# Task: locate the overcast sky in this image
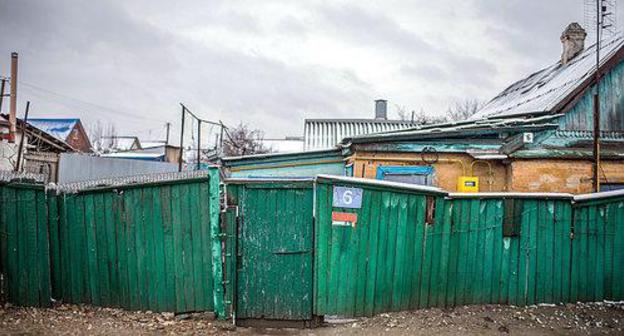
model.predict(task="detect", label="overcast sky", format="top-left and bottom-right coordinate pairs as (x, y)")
top-left (0, 0), bottom-right (619, 144)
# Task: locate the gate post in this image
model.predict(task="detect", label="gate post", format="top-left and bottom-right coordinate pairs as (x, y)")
top-left (209, 168), bottom-right (225, 318)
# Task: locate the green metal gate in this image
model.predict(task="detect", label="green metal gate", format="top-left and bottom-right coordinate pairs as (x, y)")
top-left (225, 180), bottom-right (316, 326)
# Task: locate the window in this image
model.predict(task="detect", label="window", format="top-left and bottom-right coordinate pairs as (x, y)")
top-left (600, 183), bottom-right (624, 192)
top-left (376, 166), bottom-right (434, 186)
top-left (503, 198), bottom-right (523, 237)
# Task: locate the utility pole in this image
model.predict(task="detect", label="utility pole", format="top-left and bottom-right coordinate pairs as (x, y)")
top-left (15, 101), bottom-right (30, 172)
top-left (9, 52), bottom-right (18, 143)
top-left (592, 0), bottom-right (603, 192)
top-left (178, 104), bottom-right (186, 172)
top-left (0, 77), bottom-right (7, 113)
top-left (197, 120), bottom-right (201, 170)
top-left (165, 122), bottom-right (171, 145)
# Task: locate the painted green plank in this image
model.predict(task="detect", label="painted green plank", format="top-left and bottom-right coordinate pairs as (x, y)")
top-left (135, 189), bottom-right (149, 310)
top-left (188, 184), bottom-right (205, 311)
top-left (94, 193), bottom-right (111, 306)
top-left (83, 194), bottom-right (99, 305)
top-left (142, 187), bottom-right (157, 310)
top-left (603, 203), bottom-right (614, 300)
top-left (208, 169), bottom-right (224, 317)
top-left (150, 185), bottom-right (167, 312)
top-left (612, 201), bottom-right (624, 299)
top-left (179, 184), bottom-right (194, 312)
top-left (198, 181), bottom-right (214, 311)
top-left (465, 199), bottom-right (480, 304)
top-left (402, 195), bottom-right (420, 310)
top-left (410, 196), bottom-right (426, 309)
top-left (314, 184), bottom-right (330, 314)
top-left (47, 192), bottom-right (61, 301)
top-left (490, 200), bottom-right (503, 304)
top-left (115, 192), bottom-right (130, 309)
top-left (363, 190), bottom-right (382, 316)
top-left (160, 186), bottom-right (176, 312)
top-left (22, 189), bottom-right (36, 305)
top-left (388, 195), bottom-right (405, 311)
top-left (5, 188), bottom-right (18, 304)
top-left (481, 200), bottom-right (495, 304)
top-left (36, 190), bottom-right (51, 306)
top-left (436, 199), bottom-right (451, 308)
top-left (126, 189), bottom-right (141, 310)
top-left (170, 185), bottom-right (186, 312)
top-left (595, 205), bottom-right (606, 301)
top-left (103, 193), bottom-right (119, 308)
top-left (401, 195), bottom-right (417, 310)
top-left (569, 206), bottom-right (582, 302)
top-left (445, 199), bottom-right (460, 307)
top-left (374, 192), bottom-right (390, 312)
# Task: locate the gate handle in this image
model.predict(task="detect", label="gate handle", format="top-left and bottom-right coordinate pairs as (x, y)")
top-left (273, 249), bottom-right (311, 255)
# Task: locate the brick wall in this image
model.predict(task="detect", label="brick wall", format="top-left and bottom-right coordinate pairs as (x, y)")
top-left (510, 159), bottom-right (624, 193)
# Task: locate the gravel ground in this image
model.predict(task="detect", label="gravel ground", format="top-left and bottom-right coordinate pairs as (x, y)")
top-left (1, 302), bottom-right (623, 335)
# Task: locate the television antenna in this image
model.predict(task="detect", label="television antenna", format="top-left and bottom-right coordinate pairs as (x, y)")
top-left (584, 0), bottom-right (618, 41)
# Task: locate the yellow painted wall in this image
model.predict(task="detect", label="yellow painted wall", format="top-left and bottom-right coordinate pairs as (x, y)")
top-left (348, 152), bottom-right (624, 193)
top-left (349, 152), bottom-right (509, 192)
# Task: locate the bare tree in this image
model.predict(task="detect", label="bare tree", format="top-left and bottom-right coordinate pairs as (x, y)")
top-left (395, 105), bottom-right (447, 125)
top-left (394, 104), bottom-right (410, 121)
top-left (223, 122), bottom-right (270, 156)
top-left (445, 98), bottom-right (483, 122)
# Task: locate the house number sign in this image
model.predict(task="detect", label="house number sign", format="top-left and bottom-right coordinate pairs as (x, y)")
top-left (332, 186), bottom-right (363, 209)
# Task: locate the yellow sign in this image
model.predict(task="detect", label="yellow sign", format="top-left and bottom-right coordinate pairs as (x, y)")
top-left (457, 176), bottom-right (479, 192)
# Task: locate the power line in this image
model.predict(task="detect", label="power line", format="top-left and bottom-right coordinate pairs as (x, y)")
top-left (18, 81), bottom-right (170, 124)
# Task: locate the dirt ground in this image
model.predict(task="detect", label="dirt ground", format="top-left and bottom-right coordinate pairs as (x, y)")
top-left (0, 302), bottom-right (623, 335)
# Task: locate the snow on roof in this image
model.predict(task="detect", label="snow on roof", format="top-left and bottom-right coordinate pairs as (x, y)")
top-left (141, 141), bottom-right (167, 149)
top-left (28, 118), bottom-right (79, 141)
top-left (473, 35), bottom-right (624, 120)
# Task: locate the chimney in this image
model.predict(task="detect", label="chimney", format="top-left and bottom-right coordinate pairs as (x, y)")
top-left (375, 99), bottom-right (387, 120)
top-left (9, 52), bottom-right (18, 143)
top-left (560, 23), bottom-right (587, 65)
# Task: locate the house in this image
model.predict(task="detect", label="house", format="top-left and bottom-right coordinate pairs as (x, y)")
top-left (94, 135), bottom-right (142, 153)
top-left (303, 100), bottom-right (416, 150)
top-left (341, 23), bottom-right (624, 193)
top-left (223, 148), bottom-right (345, 178)
top-left (28, 118), bottom-right (92, 152)
top-left (100, 143), bottom-right (181, 163)
top-left (0, 115), bottom-right (75, 181)
top-left (261, 136), bottom-right (304, 153)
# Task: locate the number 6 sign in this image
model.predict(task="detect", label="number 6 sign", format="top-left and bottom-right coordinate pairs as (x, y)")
top-left (332, 186), bottom-right (363, 209)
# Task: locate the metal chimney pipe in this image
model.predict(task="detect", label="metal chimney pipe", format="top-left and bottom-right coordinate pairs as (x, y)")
top-left (9, 52), bottom-right (18, 143)
top-left (375, 99), bottom-right (387, 120)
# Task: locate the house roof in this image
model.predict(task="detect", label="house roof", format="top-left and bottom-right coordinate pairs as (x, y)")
top-left (343, 114), bottom-right (561, 145)
top-left (472, 35), bottom-right (624, 120)
top-left (28, 118), bottom-right (80, 142)
top-left (0, 115), bottom-right (74, 152)
top-left (304, 118), bottom-right (416, 150)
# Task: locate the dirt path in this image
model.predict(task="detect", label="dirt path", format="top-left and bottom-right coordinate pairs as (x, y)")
top-left (1, 302), bottom-right (623, 335)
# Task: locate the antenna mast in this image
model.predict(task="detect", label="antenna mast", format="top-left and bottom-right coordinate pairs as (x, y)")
top-left (587, 0), bottom-right (617, 192)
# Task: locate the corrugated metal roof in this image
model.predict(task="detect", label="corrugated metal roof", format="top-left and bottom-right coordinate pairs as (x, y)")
top-left (344, 114), bottom-right (562, 144)
top-left (473, 35), bottom-right (624, 119)
top-left (304, 119), bottom-right (416, 150)
top-left (28, 118), bottom-right (79, 142)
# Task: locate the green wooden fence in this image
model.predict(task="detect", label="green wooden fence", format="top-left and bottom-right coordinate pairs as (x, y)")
top-left (314, 176), bottom-right (624, 317)
top-left (0, 170), bottom-right (223, 315)
top-left (0, 183), bottom-right (55, 307)
top-left (2, 172), bottom-right (624, 321)
top-left (570, 194), bottom-right (624, 303)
